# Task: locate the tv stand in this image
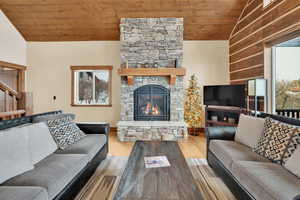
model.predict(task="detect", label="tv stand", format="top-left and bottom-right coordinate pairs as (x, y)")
top-left (205, 106), bottom-right (247, 127)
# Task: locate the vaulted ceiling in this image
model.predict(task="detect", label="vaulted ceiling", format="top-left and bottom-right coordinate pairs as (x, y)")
top-left (0, 0), bottom-right (247, 41)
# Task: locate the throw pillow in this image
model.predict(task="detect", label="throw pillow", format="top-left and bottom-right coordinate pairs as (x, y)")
top-left (235, 114), bottom-right (265, 148)
top-left (47, 117), bottom-right (86, 150)
top-left (284, 147), bottom-right (300, 178)
top-left (27, 122), bottom-right (58, 164)
top-left (253, 117), bottom-right (300, 164)
top-left (0, 127), bottom-right (34, 184)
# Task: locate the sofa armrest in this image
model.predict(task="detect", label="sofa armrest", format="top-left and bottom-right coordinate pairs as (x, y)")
top-left (205, 126), bottom-right (237, 158)
top-left (294, 195), bottom-right (300, 200)
top-left (205, 126), bottom-right (236, 141)
top-left (76, 122), bottom-right (110, 137)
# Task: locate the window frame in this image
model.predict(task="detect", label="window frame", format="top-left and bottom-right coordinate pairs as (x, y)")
top-left (70, 65), bottom-right (113, 107)
top-left (264, 28), bottom-right (300, 113)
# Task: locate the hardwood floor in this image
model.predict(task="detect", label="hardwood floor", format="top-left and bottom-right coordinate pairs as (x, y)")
top-left (109, 131), bottom-right (207, 158)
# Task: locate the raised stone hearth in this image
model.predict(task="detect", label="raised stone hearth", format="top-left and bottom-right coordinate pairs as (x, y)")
top-left (117, 121), bottom-right (187, 141)
top-left (118, 18), bottom-right (187, 141)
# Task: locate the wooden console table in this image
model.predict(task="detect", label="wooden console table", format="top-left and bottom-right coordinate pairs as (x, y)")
top-left (205, 106), bottom-right (247, 127)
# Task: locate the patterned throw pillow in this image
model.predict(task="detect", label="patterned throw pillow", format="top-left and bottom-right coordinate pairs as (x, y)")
top-left (47, 117), bottom-right (86, 150)
top-left (253, 117), bottom-right (300, 164)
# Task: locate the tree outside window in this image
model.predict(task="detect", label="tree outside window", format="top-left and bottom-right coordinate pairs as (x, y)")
top-left (71, 66), bottom-right (112, 107)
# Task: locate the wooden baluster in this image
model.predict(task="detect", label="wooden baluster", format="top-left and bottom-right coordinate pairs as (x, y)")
top-left (12, 95), bottom-right (17, 111)
top-left (4, 90), bottom-right (9, 112)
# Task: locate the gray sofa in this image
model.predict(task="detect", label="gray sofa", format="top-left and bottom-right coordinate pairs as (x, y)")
top-left (206, 114), bottom-right (300, 200)
top-left (0, 111), bottom-right (109, 200)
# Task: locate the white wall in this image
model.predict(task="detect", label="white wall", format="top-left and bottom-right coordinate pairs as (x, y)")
top-left (0, 10), bottom-right (26, 65)
top-left (27, 41), bottom-right (229, 126)
top-left (183, 41), bottom-right (229, 87)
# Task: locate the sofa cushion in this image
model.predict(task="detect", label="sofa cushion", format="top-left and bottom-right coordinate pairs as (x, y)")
top-left (235, 114), bottom-right (265, 148)
top-left (55, 134), bottom-right (106, 161)
top-left (32, 113), bottom-right (75, 123)
top-left (0, 127), bottom-right (33, 184)
top-left (47, 117), bottom-right (86, 150)
top-left (232, 161), bottom-right (300, 200)
top-left (284, 147), bottom-right (300, 178)
top-left (27, 123), bottom-right (58, 164)
top-left (253, 117), bottom-right (300, 164)
top-left (0, 186), bottom-right (48, 200)
top-left (4, 154), bottom-right (89, 199)
top-left (209, 140), bottom-right (269, 171)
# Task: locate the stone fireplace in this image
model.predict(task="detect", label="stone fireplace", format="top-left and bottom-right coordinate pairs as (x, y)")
top-left (117, 18), bottom-right (187, 141)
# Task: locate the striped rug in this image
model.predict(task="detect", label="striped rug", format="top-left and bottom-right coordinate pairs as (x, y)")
top-left (75, 156), bottom-right (236, 200)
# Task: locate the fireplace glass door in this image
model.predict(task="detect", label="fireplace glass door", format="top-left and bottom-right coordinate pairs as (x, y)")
top-left (134, 85), bottom-right (170, 121)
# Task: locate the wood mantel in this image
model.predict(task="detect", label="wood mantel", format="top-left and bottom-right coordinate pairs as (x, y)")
top-left (118, 68), bottom-right (186, 85)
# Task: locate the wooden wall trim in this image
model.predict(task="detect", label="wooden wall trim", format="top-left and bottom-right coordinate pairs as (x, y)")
top-left (231, 4), bottom-right (300, 48)
top-left (230, 9), bottom-right (300, 53)
top-left (230, 53), bottom-right (264, 71)
top-left (231, 0), bottom-right (285, 38)
top-left (230, 43), bottom-right (263, 63)
top-left (229, 0), bottom-right (300, 83)
top-left (240, 1), bottom-right (263, 22)
top-left (230, 22), bottom-right (300, 56)
top-left (230, 64), bottom-right (263, 74)
top-left (230, 52), bottom-right (263, 65)
top-left (70, 66), bottom-right (113, 70)
top-left (230, 0), bottom-right (251, 38)
top-left (265, 28), bottom-right (300, 47)
top-left (241, 0), bottom-right (262, 18)
top-left (0, 61), bottom-right (27, 71)
top-left (237, 2), bottom-right (262, 26)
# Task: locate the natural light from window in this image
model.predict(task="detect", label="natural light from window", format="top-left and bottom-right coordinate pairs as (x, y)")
top-left (273, 39), bottom-right (300, 112)
top-left (263, 0), bottom-right (275, 7)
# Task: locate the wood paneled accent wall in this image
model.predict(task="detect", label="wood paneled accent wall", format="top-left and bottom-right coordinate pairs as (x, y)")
top-left (229, 0), bottom-right (300, 84)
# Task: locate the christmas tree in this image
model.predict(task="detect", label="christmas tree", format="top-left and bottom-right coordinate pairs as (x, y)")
top-left (184, 74), bottom-right (203, 133)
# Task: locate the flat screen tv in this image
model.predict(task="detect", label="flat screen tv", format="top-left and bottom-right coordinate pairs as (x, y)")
top-left (204, 85), bottom-right (246, 108)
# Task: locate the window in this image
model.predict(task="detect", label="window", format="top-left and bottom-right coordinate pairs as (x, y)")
top-left (271, 37), bottom-right (300, 116)
top-left (71, 66), bottom-right (112, 107)
top-left (263, 0), bottom-right (276, 7)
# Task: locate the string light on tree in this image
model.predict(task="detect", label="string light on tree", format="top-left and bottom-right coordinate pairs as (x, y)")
top-left (184, 74), bottom-right (203, 135)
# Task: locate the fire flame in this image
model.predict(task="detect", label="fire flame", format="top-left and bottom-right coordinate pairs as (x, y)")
top-left (144, 102), bottom-right (160, 115)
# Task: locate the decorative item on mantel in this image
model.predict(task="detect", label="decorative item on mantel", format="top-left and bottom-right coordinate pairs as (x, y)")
top-left (175, 59), bottom-right (178, 68)
top-left (184, 74), bottom-right (203, 136)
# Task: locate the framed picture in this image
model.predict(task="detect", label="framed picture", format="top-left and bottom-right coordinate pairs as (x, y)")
top-left (70, 66), bottom-right (112, 107)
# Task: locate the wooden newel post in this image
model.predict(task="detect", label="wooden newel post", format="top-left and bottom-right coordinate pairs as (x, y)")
top-left (18, 92), bottom-right (33, 116)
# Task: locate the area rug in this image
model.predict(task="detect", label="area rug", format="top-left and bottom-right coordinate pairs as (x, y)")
top-left (75, 156), bottom-right (236, 200)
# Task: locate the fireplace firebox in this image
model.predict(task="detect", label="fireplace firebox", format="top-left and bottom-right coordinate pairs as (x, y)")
top-left (134, 85), bottom-right (170, 121)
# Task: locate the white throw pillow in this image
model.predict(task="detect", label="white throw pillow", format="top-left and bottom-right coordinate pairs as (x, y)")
top-left (27, 123), bottom-right (58, 164)
top-left (0, 127), bottom-right (34, 184)
top-left (235, 114), bottom-right (265, 148)
top-left (284, 147), bottom-right (300, 178)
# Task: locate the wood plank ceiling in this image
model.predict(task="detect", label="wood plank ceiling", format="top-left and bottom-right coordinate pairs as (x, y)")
top-left (0, 0), bottom-right (247, 41)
